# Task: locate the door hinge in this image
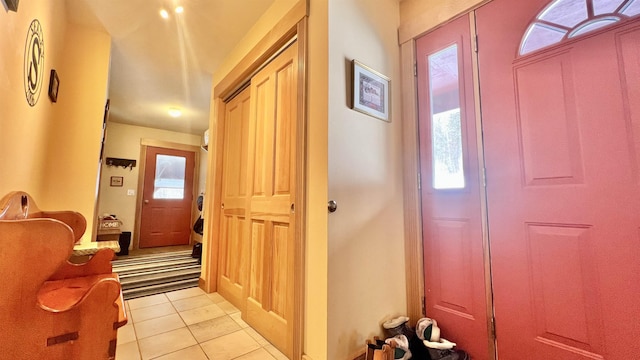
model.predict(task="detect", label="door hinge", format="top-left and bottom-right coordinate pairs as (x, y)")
top-left (421, 296), bottom-right (426, 316)
top-left (473, 35), bottom-right (479, 53)
top-left (491, 317), bottom-right (496, 338)
top-left (414, 62), bottom-right (417, 77)
top-left (417, 173), bottom-right (422, 190)
top-left (482, 167), bottom-right (487, 187)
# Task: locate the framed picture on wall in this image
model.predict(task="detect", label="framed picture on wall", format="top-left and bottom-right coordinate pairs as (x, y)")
top-left (110, 176), bottom-right (123, 187)
top-left (48, 69), bottom-right (60, 103)
top-left (351, 60), bottom-right (390, 122)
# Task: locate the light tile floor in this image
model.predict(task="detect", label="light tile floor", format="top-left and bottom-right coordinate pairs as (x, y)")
top-left (116, 287), bottom-right (288, 360)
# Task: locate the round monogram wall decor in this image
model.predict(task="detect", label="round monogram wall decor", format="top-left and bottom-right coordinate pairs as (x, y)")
top-left (23, 19), bottom-right (45, 107)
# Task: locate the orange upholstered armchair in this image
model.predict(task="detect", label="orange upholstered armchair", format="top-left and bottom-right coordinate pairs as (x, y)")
top-left (0, 191), bottom-right (127, 360)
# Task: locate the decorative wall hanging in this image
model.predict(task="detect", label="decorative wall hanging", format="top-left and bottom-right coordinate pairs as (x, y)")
top-left (110, 176), bottom-right (123, 187)
top-left (23, 19), bottom-right (45, 107)
top-left (351, 60), bottom-right (390, 122)
top-left (48, 69), bottom-right (59, 103)
top-left (2, 0), bottom-right (19, 12)
top-left (98, 99), bottom-right (110, 161)
top-left (106, 157), bottom-right (136, 170)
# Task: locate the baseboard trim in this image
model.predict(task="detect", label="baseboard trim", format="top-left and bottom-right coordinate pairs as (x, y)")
top-left (350, 349), bottom-right (366, 360)
top-left (302, 355), bottom-right (314, 360)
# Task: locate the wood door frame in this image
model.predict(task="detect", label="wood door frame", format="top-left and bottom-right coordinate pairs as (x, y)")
top-left (400, 7), bottom-right (496, 360)
top-left (133, 139), bottom-right (201, 251)
top-left (203, 2), bottom-right (308, 359)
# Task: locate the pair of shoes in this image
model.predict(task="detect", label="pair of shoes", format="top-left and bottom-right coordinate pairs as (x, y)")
top-left (426, 348), bottom-right (470, 360)
top-left (367, 335), bottom-right (411, 360)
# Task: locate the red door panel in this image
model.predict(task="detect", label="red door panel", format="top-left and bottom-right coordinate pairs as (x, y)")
top-left (477, 0), bottom-right (640, 358)
top-left (139, 146), bottom-right (195, 248)
top-left (417, 14), bottom-right (490, 360)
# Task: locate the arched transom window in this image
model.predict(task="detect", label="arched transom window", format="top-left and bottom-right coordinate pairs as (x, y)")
top-left (520, 0), bottom-right (640, 55)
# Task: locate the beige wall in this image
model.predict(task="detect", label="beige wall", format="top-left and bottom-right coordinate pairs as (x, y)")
top-left (42, 23), bottom-right (111, 243)
top-left (326, 0), bottom-right (406, 358)
top-left (97, 122), bottom-right (203, 244)
top-left (399, 0), bottom-right (488, 43)
top-left (0, 0), bottom-right (111, 243)
top-left (0, 0), bottom-right (66, 201)
top-left (212, 0), bottom-right (299, 86)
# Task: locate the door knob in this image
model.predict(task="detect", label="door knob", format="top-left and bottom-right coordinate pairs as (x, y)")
top-left (144, 199), bottom-right (149, 204)
top-left (328, 200), bottom-right (337, 213)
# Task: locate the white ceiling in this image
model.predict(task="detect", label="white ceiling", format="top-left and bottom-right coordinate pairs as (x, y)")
top-left (65, 0), bottom-right (276, 135)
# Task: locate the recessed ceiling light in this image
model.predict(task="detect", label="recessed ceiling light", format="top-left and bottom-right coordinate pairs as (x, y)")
top-left (159, 9), bottom-right (169, 19)
top-left (175, 6), bottom-right (184, 14)
top-left (168, 108), bottom-right (182, 118)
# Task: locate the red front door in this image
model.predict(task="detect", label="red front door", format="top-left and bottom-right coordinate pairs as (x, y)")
top-left (477, 0), bottom-right (640, 358)
top-left (417, 14), bottom-right (490, 360)
top-left (139, 146), bottom-right (195, 248)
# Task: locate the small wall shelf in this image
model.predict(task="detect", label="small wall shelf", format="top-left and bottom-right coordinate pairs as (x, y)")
top-left (105, 157), bottom-right (136, 170)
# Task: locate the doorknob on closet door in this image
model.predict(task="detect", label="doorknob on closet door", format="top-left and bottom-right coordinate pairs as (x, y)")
top-left (144, 199), bottom-right (149, 204)
top-left (328, 200), bottom-right (337, 213)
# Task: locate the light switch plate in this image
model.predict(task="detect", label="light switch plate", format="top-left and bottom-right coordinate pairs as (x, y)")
top-left (127, 189), bottom-right (135, 196)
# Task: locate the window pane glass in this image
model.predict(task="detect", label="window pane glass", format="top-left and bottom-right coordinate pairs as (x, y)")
top-left (520, 23), bottom-right (567, 55)
top-left (569, 17), bottom-right (620, 37)
top-left (539, 0), bottom-right (588, 27)
top-left (593, 0), bottom-right (625, 15)
top-left (622, 0), bottom-right (640, 16)
top-left (428, 45), bottom-right (465, 190)
top-left (153, 155), bottom-right (186, 199)
top-left (519, 0), bottom-right (640, 57)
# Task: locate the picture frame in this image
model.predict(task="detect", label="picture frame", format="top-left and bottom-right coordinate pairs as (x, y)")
top-left (48, 69), bottom-right (59, 103)
top-left (351, 60), bottom-right (390, 122)
top-left (110, 176), bottom-right (123, 187)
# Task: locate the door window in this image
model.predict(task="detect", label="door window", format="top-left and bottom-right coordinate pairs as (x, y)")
top-left (429, 44), bottom-right (465, 190)
top-left (520, 0), bottom-right (640, 55)
top-left (153, 154), bottom-right (186, 199)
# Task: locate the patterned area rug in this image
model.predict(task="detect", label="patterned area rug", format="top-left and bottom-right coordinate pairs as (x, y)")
top-left (112, 250), bottom-right (201, 300)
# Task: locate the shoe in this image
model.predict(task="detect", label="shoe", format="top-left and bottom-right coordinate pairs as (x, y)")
top-left (385, 335), bottom-right (412, 360)
top-left (383, 316), bottom-right (413, 340)
top-left (426, 348), bottom-right (470, 360)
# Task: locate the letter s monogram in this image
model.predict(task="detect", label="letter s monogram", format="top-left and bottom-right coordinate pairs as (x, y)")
top-left (28, 40), bottom-right (40, 91)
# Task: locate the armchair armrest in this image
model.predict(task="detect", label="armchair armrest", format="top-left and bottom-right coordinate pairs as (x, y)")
top-left (38, 273), bottom-right (127, 328)
top-left (49, 248), bottom-right (114, 280)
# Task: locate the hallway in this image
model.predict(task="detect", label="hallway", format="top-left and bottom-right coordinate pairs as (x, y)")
top-left (115, 287), bottom-right (287, 360)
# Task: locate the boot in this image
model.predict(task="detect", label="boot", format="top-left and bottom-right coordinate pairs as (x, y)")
top-left (385, 335), bottom-right (412, 360)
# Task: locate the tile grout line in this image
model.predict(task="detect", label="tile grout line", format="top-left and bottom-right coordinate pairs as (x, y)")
top-left (168, 291), bottom-right (212, 360)
top-left (124, 289), bottom-right (283, 360)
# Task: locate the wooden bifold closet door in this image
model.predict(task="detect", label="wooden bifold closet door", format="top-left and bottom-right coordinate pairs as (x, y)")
top-left (217, 40), bottom-right (298, 359)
